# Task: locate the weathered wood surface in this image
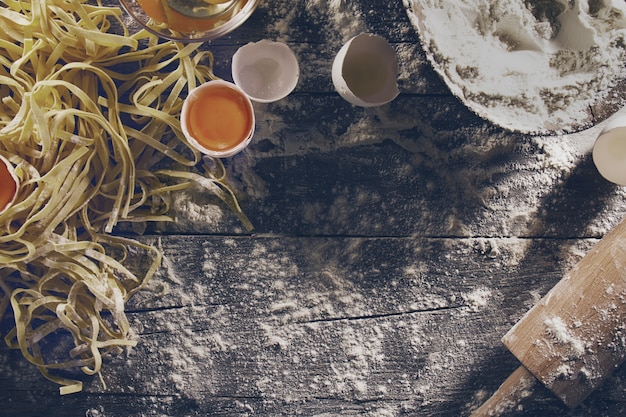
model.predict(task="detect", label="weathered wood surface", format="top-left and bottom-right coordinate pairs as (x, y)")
top-left (2, 1), bottom-right (626, 417)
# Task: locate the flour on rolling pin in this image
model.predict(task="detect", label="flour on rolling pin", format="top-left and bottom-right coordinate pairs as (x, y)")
top-left (503, 220), bottom-right (626, 408)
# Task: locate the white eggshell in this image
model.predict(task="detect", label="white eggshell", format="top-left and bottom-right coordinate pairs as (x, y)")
top-left (232, 40), bottom-right (299, 103)
top-left (593, 115), bottom-right (626, 185)
top-left (0, 154), bottom-right (18, 215)
top-left (332, 33), bottom-right (399, 107)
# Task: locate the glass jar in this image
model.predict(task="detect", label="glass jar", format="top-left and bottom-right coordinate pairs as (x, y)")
top-left (119, 0), bottom-right (260, 42)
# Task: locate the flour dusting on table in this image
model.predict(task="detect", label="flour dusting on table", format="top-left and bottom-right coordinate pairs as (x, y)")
top-left (404, 0), bottom-right (626, 133)
top-left (87, 1), bottom-right (626, 415)
top-left (268, 0), bottom-right (365, 43)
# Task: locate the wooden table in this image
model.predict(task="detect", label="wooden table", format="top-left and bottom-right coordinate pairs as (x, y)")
top-left (2, 1), bottom-right (626, 416)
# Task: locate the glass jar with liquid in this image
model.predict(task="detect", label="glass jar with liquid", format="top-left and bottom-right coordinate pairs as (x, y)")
top-left (120, 0), bottom-right (259, 42)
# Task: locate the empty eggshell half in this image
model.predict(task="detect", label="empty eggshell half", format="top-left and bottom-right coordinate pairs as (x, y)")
top-left (0, 154), bottom-right (18, 215)
top-left (593, 114), bottom-right (626, 185)
top-left (332, 33), bottom-right (399, 107)
top-left (232, 40), bottom-right (299, 103)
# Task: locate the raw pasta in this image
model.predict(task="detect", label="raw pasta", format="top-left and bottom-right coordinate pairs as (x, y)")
top-left (0, 0), bottom-right (250, 394)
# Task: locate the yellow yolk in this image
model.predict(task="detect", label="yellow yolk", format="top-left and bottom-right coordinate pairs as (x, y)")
top-left (185, 85), bottom-right (253, 152)
top-left (0, 160), bottom-right (16, 212)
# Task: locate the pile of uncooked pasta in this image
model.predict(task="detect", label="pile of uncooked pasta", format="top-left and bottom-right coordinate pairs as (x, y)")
top-left (0, 0), bottom-right (249, 394)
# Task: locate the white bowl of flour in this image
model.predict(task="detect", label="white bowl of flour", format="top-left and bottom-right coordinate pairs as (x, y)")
top-left (403, 0), bottom-right (626, 134)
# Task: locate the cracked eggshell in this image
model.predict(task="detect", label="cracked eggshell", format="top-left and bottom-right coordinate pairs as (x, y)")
top-left (232, 39), bottom-right (299, 103)
top-left (332, 33), bottom-right (399, 107)
top-left (180, 80), bottom-right (255, 158)
top-left (593, 114), bottom-right (626, 185)
top-left (0, 154), bottom-right (18, 215)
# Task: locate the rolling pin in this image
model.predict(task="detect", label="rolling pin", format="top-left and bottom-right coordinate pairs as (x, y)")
top-left (471, 216), bottom-right (626, 416)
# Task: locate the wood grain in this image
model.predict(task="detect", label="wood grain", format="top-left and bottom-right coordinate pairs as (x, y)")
top-left (1, 1), bottom-right (626, 417)
top-left (504, 217), bottom-right (626, 409)
top-left (2, 237), bottom-right (626, 416)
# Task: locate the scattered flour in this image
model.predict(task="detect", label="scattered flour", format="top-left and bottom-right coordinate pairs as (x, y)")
top-left (51, 1), bottom-right (626, 415)
top-left (532, 135), bottom-right (579, 174)
top-left (122, 234), bottom-right (515, 415)
top-left (463, 287), bottom-right (493, 311)
top-left (306, 0), bottom-right (365, 43)
top-left (85, 407), bottom-right (106, 417)
top-left (121, 2), bottom-right (626, 414)
top-left (267, 0), bottom-right (365, 43)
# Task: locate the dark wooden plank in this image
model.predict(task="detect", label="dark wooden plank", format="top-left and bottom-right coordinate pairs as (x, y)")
top-left (116, 0), bottom-right (626, 240)
top-left (2, 236), bottom-right (626, 416)
top-left (3, 1), bottom-right (626, 417)
top-left (209, 42), bottom-right (445, 96)
top-left (209, 0), bottom-right (426, 45)
top-left (141, 93), bottom-right (625, 238)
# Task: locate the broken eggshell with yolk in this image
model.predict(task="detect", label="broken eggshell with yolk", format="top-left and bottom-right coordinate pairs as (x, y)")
top-left (0, 154), bottom-right (18, 215)
top-left (180, 80), bottom-right (255, 158)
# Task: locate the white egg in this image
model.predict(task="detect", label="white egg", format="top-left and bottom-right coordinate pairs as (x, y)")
top-left (232, 40), bottom-right (299, 103)
top-left (593, 115), bottom-right (626, 186)
top-left (332, 33), bottom-right (399, 107)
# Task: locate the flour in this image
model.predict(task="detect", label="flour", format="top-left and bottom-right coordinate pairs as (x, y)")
top-left (133, 2), bottom-right (626, 411)
top-left (404, 0), bottom-right (626, 133)
top-left (43, 1), bottom-right (626, 415)
top-left (463, 287), bottom-right (493, 311)
top-left (266, 0), bottom-right (364, 43)
top-left (545, 316), bottom-right (586, 358)
top-left (306, 0), bottom-right (365, 43)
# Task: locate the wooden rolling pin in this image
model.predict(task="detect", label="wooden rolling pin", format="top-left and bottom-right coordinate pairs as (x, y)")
top-left (471, 216), bottom-right (626, 416)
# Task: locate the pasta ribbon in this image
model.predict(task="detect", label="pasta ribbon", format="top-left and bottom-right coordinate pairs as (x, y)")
top-left (0, 0), bottom-right (251, 394)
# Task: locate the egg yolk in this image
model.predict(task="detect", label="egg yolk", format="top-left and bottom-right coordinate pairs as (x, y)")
top-left (0, 161), bottom-right (16, 212)
top-left (137, 0), bottom-right (223, 32)
top-left (185, 85), bottom-right (253, 152)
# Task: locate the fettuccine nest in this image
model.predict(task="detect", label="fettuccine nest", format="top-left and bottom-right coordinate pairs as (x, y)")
top-left (0, 0), bottom-right (250, 394)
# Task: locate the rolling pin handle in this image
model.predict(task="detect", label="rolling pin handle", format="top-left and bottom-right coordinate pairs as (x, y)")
top-left (469, 365), bottom-right (538, 417)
